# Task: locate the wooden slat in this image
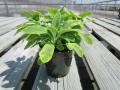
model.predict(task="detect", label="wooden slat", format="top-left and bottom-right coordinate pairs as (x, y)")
top-left (63, 56), bottom-right (83, 90)
top-left (57, 78), bottom-right (64, 90)
top-left (32, 56), bottom-right (82, 90)
top-left (85, 21), bottom-right (120, 53)
top-left (0, 17), bottom-right (25, 24)
top-left (0, 17), bottom-right (17, 22)
top-left (0, 17), bottom-right (17, 20)
top-left (97, 18), bottom-right (120, 27)
top-left (0, 30), bottom-right (23, 53)
top-left (0, 18), bottom-right (26, 35)
top-left (0, 18), bottom-right (24, 27)
top-left (106, 18), bottom-right (120, 23)
top-left (0, 41), bottom-right (39, 90)
top-left (81, 36), bottom-right (120, 90)
top-left (32, 65), bottom-right (57, 90)
top-left (88, 17), bottom-right (120, 36)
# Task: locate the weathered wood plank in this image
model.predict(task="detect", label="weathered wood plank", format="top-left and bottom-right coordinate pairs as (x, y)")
top-left (0, 30), bottom-right (23, 53)
top-left (57, 78), bottom-right (64, 90)
top-left (106, 18), bottom-right (120, 23)
top-left (85, 21), bottom-right (120, 53)
top-left (97, 18), bottom-right (120, 27)
top-left (0, 18), bottom-right (26, 35)
top-left (32, 65), bottom-right (57, 90)
top-left (0, 18), bottom-right (24, 27)
top-left (0, 17), bottom-right (18, 21)
top-left (0, 18), bottom-right (16, 22)
top-left (87, 17), bottom-right (120, 36)
top-left (32, 56), bottom-right (82, 90)
top-left (81, 35), bottom-right (120, 90)
top-left (63, 56), bottom-right (83, 90)
top-left (0, 41), bottom-right (39, 90)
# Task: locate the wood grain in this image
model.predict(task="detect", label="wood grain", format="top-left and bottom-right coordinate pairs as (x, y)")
top-left (0, 41), bottom-right (39, 90)
top-left (85, 21), bottom-right (120, 53)
top-left (0, 30), bottom-right (23, 53)
top-left (97, 18), bottom-right (120, 27)
top-left (0, 18), bottom-right (24, 27)
top-left (0, 18), bottom-right (26, 35)
top-left (88, 17), bottom-right (120, 36)
top-left (81, 35), bottom-right (120, 90)
top-left (106, 18), bottom-right (120, 23)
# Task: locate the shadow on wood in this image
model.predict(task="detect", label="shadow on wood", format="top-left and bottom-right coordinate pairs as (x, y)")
top-left (0, 56), bottom-right (34, 89)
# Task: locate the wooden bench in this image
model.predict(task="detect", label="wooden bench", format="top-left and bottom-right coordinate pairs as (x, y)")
top-left (0, 30), bottom-right (23, 53)
top-left (0, 18), bottom-right (26, 35)
top-left (0, 17), bottom-right (39, 90)
top-left (0, 18), bottom-right (23, 27)
top-left (0, 18), bottom-right (27, 53)
top-left (0, 41), bottom-right (39, 90)
top-left (87, 17), bottom-right (120, 36)
top-left (0, 17), bottom-right (18, 21)
top-left (83, 18), bottom-right (120, 89)
top-left (81, 35), bottom-right (120, 90)
top-left (96, 18), bottom-right (120, 27)
top-left (106, 18), bottom-right (120, 23)
top-left (85, 20), bottom-right (120, 54)
top-left (1, 16), bottom-right (120, 90)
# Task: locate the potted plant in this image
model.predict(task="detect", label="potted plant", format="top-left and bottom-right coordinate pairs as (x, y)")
top-left (17, 6), bottom-right (92, 77)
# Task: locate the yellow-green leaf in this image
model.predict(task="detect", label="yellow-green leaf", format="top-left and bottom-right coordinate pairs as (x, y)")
top-left (78, 31), bottom-right (93, 44)
top-left (79, 11), bottom-right (92, 18)
top-left (67, 43), bottom-right (83, 57)
top-left (22, 25), bottom-right (47, 34)
top-left (39, 44), bottom-right (55, 63)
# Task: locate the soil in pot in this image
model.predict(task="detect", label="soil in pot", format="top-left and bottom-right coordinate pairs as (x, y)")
top-left (46, 51), bottom-right (72, 78)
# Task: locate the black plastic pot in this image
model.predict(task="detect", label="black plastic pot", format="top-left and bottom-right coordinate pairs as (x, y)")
top-left (45, 51), bottom-right (72, 78)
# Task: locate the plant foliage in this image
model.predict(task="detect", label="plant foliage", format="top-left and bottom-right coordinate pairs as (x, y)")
top-left (17, 6), bottom-right (93, 63)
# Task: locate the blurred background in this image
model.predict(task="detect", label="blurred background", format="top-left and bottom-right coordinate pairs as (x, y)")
top-left (0, 0), bottom-right (120, 18)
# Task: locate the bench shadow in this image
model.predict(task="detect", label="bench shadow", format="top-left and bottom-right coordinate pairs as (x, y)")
top-left (36, 65), bottom-right (58, 90)
top-left (0, 56), bottom-right (34, 89)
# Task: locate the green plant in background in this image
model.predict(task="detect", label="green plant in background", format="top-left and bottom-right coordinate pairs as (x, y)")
top-left (17, 6), bottom-right (93, 64)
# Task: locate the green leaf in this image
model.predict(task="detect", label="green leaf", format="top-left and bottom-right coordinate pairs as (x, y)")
top-left (21, 25), bottom-right (47, 34)
top-left (26, 34), bottom-right (39, 41)
top-left (21, 9), bottom-right (41, 21)
top-left (84, 34), bottom-right (93, 44)
top-left (69, 11), bottom-right (78, 18)
top-left (24, 34), bottom-right (40, 49)
top-left (56, 39), bottom-right (64, 51)
top-left (22, 34), bottom-right (29, 39)
top-left (32, 10), bottom-right (41, 21)
top-left (16, 22), bottom-right (35, 34)
top-left (79, 11), bottom-right (92, 18)
top-left (48, 8), bottom-right (57, 16)
top-left (62, 34), bottom-right (76, 43)
top-left (37, 57), bottom-right (44, 64)
top-left (39, 34), bottom-right (51, 46)
top-left (25, 40), bottom-right (35, 49)
top-left (52, 11), bottom-right (62, 27)
top-left (21, 9), bottom-right (32, 19)
top-left (47, 27), bottom-right (57, 43)
top-left (67, 43), bottom-right (83, 57)
top-left (39, 44), bottom-right (55, 63)
top-left (65, 20), bottom-right (84, 29)
top-left (78, 31), bottom-right (93, 44)
top-left (59, 29), bottom-right (78, 35)
top-left (61, 32), bottom-right (81, 43)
